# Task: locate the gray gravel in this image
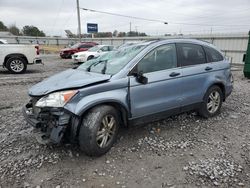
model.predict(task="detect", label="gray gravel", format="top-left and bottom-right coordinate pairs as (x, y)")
top-left (0, 55), bottom-right (250, 187)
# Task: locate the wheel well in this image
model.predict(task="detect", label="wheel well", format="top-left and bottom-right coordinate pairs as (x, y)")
top-left (4, 54), bottom-right (28, 67)
top-left (70, 102), bottom-right (128, 143)
top-left (80, 102), bottom-right (129, 127)
top-left (87, 55), bottom-right (94, 59)
top-left (212, 83), bottom-right (226, 101)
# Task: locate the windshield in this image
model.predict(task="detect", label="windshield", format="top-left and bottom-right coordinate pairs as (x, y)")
top-left (78, 44), bottom-right (146, 75)
top-left (88, 45), bottom-right (101, 52)
top-left (70, 43), bottom-right (81, 48)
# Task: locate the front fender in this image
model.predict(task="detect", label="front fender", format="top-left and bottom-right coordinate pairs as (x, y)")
top-left (64, 88), bottom-right (129, 116)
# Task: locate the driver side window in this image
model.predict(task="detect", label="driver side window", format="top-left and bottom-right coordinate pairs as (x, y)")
top-left (101, 46), bottom-right (109, 51)
top-left (137, 44), bottom-right (177, 73)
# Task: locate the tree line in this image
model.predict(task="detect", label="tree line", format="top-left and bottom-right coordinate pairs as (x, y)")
top-left (1, 21), bottom-right (147, 38)
top-left (0, 21), bottom-right (45, 37)
top-left (67, 30), bottom-right (147, 38)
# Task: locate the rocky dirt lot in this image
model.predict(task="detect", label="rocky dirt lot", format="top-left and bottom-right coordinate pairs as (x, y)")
top-left (0, 55), bottom-right (250, 188)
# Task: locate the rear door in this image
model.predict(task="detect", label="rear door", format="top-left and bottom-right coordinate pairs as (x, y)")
top-left (176, 43), bottom-right (209, 107)
top-left (129, 43), bottom-right (183, 118)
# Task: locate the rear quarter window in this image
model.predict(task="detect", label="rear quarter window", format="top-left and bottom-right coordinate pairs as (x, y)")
top-left (204, 47), bottom-right (224, 62)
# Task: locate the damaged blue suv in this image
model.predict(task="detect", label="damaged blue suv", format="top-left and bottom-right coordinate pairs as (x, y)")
top-left (23, 39), bottom-right (233, 156)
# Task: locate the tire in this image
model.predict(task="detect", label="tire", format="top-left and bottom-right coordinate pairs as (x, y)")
top-left (79, 105), bottom-right (120, 156)
top-left (198, 85), bottom-right (223, 118)
top-left (87, 56), bottom-right (94, 61)
top-left (68, 53), bottom-right (73, 59)
top-left (6, 56), bottom-right (27, 74)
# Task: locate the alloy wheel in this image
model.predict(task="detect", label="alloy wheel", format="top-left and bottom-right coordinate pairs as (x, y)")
top-left (10, 59), bottom-right (24, 72)
top-left (96, 115), bottom-right (116, 148)
top-left (207, 91), bottom-right (221, 114)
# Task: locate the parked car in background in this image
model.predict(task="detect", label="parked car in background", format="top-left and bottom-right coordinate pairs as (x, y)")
top-left (0, 39), bottom-right (8, 44)
top-left (59, 42), bottom-right (98, 59)
top-left (0, 43), bottom-right (42, 73)
top-left (23, 39), bottom-right (233, 156)
top-left (116, 41), bottom-right (140, 49)
top-left (72, 45), bottom-right (114, 63)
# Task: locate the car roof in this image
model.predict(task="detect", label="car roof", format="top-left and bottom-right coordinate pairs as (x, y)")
top-left (152, 38), bottom-right (217, 48)
top-left (80, 42), bottom-right (98, 44)
top-left (96, 45), bottom-right (112, 47)
top-left (132, 38), bottom-right (221, 53)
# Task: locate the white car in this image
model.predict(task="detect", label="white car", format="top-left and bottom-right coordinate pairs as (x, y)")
top-left (0, 39), bottom-right (8, 44)
top-left (72, 45), bottom-right (114, 63)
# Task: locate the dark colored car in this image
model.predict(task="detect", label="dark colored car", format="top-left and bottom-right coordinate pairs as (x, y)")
top-left (59, 42), bottom-right (98, 59)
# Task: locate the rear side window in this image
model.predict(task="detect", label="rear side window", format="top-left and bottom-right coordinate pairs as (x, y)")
top-left (79, 44), bottom-right (93, 48)
top-left (176, 43), bottom-right (206, 66)
top-left (108, 46), bottom-right (114, 51)
top-left (204, 47), bottom-right (224, 62)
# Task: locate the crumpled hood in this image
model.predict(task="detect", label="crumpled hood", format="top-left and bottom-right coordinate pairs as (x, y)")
top-left (29, 69), bottom-right (111, 96)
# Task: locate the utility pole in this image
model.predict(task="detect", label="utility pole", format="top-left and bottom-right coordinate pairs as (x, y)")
top-left (135, 26), bottom-right (138, 36)
top-left (76, 0), bottom-right (81, 42)
top-left (129, 22), bottom-right (131, 33)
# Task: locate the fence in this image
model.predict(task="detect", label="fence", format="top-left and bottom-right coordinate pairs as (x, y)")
top-left (1, 33), bottom-right (248, 64)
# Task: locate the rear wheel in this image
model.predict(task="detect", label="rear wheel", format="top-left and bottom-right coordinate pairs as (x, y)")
top-left (198, 85), bottom-right (223, 118)
top-left (6, 56), bottom-right (27, 74)
top-left (79, 105), bottom-right (120, 156)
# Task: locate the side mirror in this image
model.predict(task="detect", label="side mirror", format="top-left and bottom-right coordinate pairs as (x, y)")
top-left (133, 71), bottom-right (148, 84)
top-left (97, 50), bottom-right (102, 53)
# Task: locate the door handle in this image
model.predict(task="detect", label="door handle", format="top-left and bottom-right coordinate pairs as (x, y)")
top-left (169, 72), bottom-right (180, 77)
top-left (205, 66), bottom-right (213, 71)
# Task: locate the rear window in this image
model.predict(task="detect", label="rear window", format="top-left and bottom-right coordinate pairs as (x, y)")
top-left (204, 47), bottom-right (224, 62)
top-left (176, 43), bottom-right (206, 66)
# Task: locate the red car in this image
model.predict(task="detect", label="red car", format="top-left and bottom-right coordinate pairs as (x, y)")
top-left (60, 42), bottom-right (98, 59)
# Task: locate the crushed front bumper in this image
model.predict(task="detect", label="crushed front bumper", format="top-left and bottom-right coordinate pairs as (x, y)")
top-left (22, 100), bottom-right (71, 144)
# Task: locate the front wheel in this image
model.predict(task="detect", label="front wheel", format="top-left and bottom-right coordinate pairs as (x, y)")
top-left (87, 56), bottom-right (94, 61)
top-left (79, 105), bottom-right (120, 156)
top-left (6, 56), bottom-right (27, 74)
top-left (198, 86), bottom-right (223, 118)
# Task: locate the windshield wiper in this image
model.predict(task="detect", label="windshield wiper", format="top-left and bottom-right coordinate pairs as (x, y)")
top-left (86, 59), bottom-right (107, 72)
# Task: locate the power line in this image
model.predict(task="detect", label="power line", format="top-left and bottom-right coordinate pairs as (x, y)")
top-left (81, 7), bottom-right (250, 27)
top-left (81, 7), bottom-right (168, 24)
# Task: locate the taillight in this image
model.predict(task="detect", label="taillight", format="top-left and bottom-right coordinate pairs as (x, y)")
top-left (35, 45), bottom-right (40, 55)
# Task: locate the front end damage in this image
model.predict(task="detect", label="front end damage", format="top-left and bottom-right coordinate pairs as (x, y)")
top-left (22, 98), bottom-right (72, 144)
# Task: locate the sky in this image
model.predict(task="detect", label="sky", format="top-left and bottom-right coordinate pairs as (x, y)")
top-left (0, 0), bottom-right (250, 37)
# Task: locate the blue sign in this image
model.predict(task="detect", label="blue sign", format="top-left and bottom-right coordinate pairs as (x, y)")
top-left (87, 23), bottom-right (98, 33)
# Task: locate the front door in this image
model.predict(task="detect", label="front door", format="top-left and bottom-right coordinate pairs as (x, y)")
top-left (129, 43), bottom-right (182, 119)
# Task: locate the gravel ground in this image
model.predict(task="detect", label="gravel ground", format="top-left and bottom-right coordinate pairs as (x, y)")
top-left (0, 55), bottom-right (250, 188)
